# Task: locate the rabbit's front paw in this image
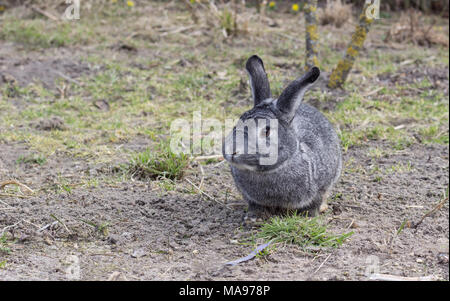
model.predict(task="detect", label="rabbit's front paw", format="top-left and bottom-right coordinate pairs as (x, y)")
top-left (242, 202), bottom-right (270, 227)
top-left (319, 203), bottom-right (328, 213)
top-left (242, 211), bottom-right (263, 228)
top-left (248, 202), bottom-right (273, 218)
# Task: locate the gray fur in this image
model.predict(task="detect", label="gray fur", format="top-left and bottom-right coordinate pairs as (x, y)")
top-left (222, 55), bottom-right (342, 216)
top-left (246, 55), bottom-right (272, 106)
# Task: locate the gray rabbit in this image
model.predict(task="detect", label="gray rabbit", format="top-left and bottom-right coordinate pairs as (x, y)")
top-left (222, 55), bottom-right (342, 217)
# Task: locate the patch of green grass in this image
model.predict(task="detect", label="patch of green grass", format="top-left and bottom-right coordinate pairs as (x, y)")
top-left (50, 176), bottom-right (74, 194)
top-left (0, 18), bottom-right (92, 48)
top-left (367, 147), bottom-right (387, 159)
top-left (331, 192), bottom-right (343, 201)
top-left (127, 143), bottom-right (190, 180)
top-left (392, 137), bottom-right (414, 150)
top-left (220, 8), bottom-right (237, 36)
top-left (0, 233), bottom-right (11, 254)
top-left (389, 161), bottom-right (413, 174)
top-left (338, 130), bottom-right (364, 152)
top-left (1, 19), bottom-right (58, 48)
top-left (2, 83), bottom-right (33, 98)
top-left (325, 84), bottom-right (449, 151)
top-left (16, 154), bottom-right (47, 166)
top-left (0, 20), bottom-right (70, 48)
top-left (157, 178), bottom-right (177, 192)
top-left (419, 125), bottom-right (449, 144)
top-left (80, 219), bottom-right (110, 236)
top-left (254, 244), bottom-right (273, 258)
top-left (256, 213), bottom-right (353, 250)
top-left (396, 219), bottom-right (409, 235)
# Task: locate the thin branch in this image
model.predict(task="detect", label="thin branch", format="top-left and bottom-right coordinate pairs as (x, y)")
top-left (0, 180), bottom-right (34, 194)
top-left (185, 178), bottom-right (231, 209)
top-left (30, 5), bottom-right (60, 22)
top-left (313, 252), bottom-right (332, 274)
top-left (413, 195), bottom-right (448, 229)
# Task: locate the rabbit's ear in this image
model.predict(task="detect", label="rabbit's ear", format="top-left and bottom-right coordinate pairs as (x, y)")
top-left (246, 55), bottom-right (272, 106)
top-left (276, 67), bottom-right (320, 123)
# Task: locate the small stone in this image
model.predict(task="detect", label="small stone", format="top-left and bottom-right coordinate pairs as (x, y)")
top-left (437, 253), bottom-right (449, 264)
top-left (350, 221), bottom-right (359, 228)
top-left (121, 232), bottom-right (133, 240)
top-left (107, 271), bottom-right (121, 281)
top-left (192, 250), bottom-right (199, 254)
top-left (131, 248), bottom-right (147, 258)
top-left (107, 235), bottom-right (119, 245)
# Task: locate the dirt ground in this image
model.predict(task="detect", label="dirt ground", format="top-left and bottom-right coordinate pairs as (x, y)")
top-left (0, 140), bottom-right (448, 280)
top-left (0, 1), bottom-right (448, 280)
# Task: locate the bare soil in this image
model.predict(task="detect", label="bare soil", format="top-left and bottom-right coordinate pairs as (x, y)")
top-left (0, 138), bottom-right (448, 280)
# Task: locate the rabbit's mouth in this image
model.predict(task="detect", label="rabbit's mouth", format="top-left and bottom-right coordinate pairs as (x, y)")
top-left (230, 162), bottom-right (259, 171)
top-left (224, 153), bottom-right (269, 171)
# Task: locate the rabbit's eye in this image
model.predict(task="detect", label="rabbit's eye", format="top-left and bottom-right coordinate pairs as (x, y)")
top-left (261, 126), bottom-right (270, 138)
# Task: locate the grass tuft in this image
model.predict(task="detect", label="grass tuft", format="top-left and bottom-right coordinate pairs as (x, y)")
top-left (127, 143), bottom-right (190, 180)
top-left (0, 233), bottom-right (11, 254)
top-left (16, 154), bottom-right (47, 166)
top-left (256, 213), bottom-right (353, 250)
top-left (318, 0), bottom-right (352, 28)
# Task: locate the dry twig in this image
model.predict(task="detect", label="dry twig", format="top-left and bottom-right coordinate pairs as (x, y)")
top-left (185, 178), bottom-right (231, 209)
top-left (30, 5), bottom-right (60, 22)
top-left (0, 180), bottom-right (34, 194)
top-left (413, 195), bottom-right (448, 229)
